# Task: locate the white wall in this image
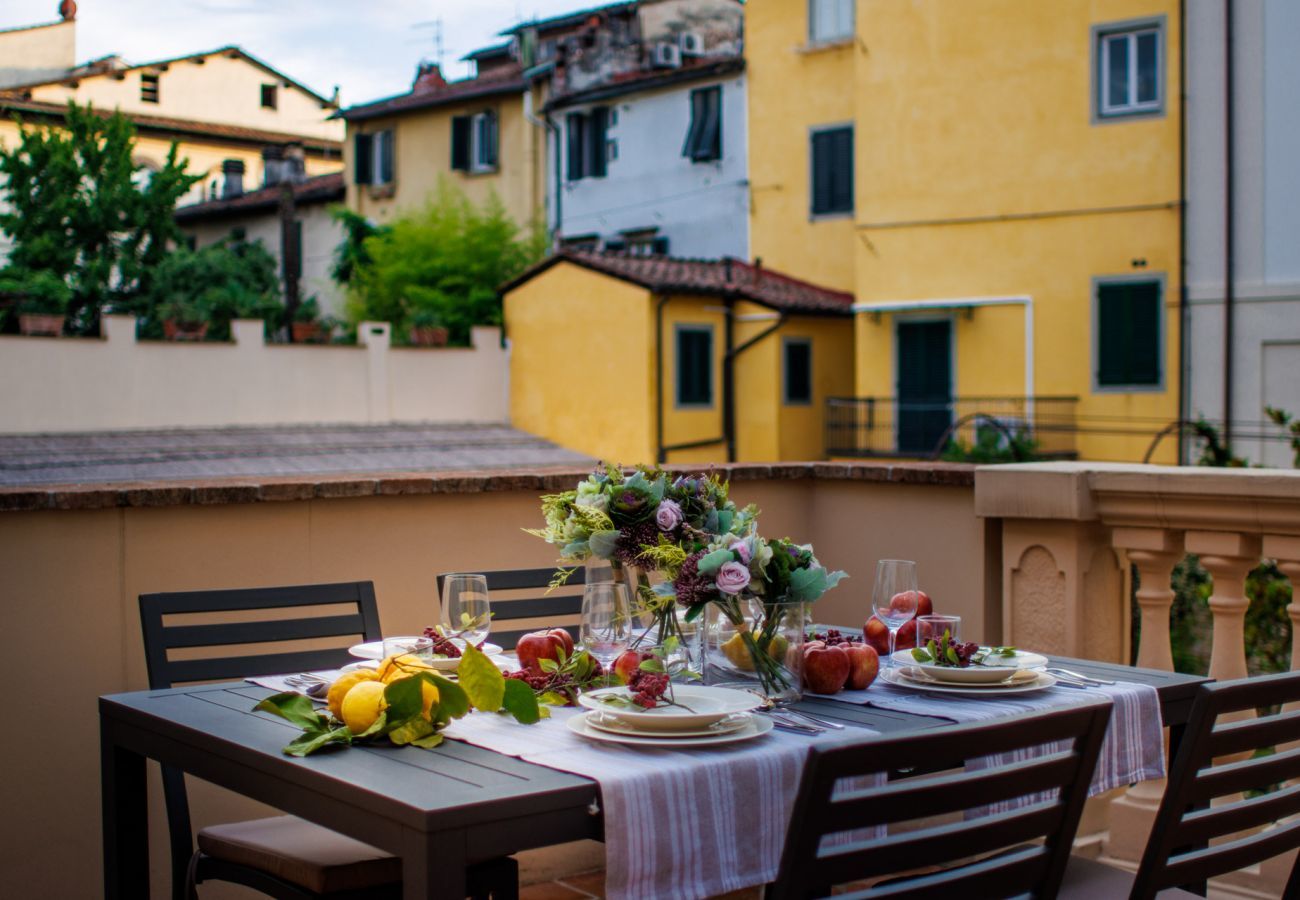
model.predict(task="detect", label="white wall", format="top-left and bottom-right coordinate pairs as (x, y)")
top-left (1185, 0), bottom-right (1300, 465)
top-left (0, 316), bottom-right (507, 434)
top-left (553, 72), bottom-right (749, 259)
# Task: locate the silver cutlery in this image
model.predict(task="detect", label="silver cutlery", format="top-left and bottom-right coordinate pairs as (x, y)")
top-left (758, 710), bottom-right (822, 734)
top-left (1047, 667), bottom-right (1114, 685)
top-left (782, 709), bottom-right (846, 730)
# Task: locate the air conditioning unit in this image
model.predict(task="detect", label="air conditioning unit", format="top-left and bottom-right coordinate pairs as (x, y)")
top-left (652, 42), bottom-right (682, 68)
top-left (678, 32), bottom-right (705, 56)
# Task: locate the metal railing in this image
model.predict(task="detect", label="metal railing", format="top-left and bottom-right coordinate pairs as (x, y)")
top-left (825, 395), bottom-right (1080, 459)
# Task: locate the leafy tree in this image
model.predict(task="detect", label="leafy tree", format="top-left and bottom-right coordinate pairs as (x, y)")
top-left (330, 207), bottom-right (388, 285)
top-left (0, 102), bottom-right (199, 333)
top-left (346, 179), bottom-right (546, 345)
top-left (137, 239), bottom-right (281, 341)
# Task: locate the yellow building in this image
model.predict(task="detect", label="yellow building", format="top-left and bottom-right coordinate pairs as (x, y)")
top-left (503, 250), bottom-right (855, 464)
top-left (748, 0), bottom-right (1183, 463)
top-left (338, 57), bottom-right (546, 231)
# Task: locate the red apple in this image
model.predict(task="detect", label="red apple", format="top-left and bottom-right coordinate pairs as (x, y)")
top-left (889, 590), bottom-right (933, 618)
top-left (863, 616), bottom-right (891, 656)
top-left (612, 649), bottom-right (652, 684)
top-left (895, 618), bottom-right (918, 651)
top-left (844, 644), bottom-right (880, 690)
top-left (803, 639), bottom-right (826, 653)
top-left (803, 644), bottom-right (851, 694)
top-left (515, 629), bottom-right (572, 672)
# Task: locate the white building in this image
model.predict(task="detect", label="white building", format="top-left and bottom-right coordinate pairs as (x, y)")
top-left (1185, 0), bottom-right (1300, 466)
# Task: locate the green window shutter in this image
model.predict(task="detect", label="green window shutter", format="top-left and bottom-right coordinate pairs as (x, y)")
top-left (811, 127), bottom-right (853, 214)
top-left (378, 129), bottom-right (395, 184)
top-left (684, 87), bottom-right (722, 162)
top-left (353, 133), bottom-right (373, 185)
top-left (451, 116), bottom-right (471, 171)
top-left (676, 328), bottom-right (713, 406)
top-left (483, 111), bottom-right (499, 168)
top-left (784, 340), bottom-right (812, 404)
top-left (589, 106), bottom-right (609, 178)
top-left (1097, 281), bottom-right (1161, 387)
top-left (566, 113), bottom-right (586, 181)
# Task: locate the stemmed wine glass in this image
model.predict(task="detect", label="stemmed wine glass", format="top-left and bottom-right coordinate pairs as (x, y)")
top-left (872, 559), bottom-right (919, 667)
top-left (581, 581), bottom-right (632, 676)
top-left (440, 574), bottom-right (491, 649)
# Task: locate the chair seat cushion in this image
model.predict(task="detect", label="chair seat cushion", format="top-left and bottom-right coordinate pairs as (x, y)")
top-left (198, 815), bottom-right (400, 894)
top-left (1059, 855), bottom-right (1201, 899)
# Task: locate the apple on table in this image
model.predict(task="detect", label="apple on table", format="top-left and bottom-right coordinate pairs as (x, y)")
top-left (515, 628), bottom-right (575, 673)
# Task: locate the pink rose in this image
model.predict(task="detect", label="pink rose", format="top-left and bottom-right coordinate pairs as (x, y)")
top-left (655, 498), bottom-right (684, 532)
top-left (715, 560), bottom-right (751, 594)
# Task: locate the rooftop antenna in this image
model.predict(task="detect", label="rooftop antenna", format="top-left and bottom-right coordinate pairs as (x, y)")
top-left (411, 18), bottom-right (445, 67)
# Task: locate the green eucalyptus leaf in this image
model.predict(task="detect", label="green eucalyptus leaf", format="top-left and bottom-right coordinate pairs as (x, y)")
top-left (588, 530), bottom-right (621, 558)
top-left (502, 678), bottom-right (542, 723)
top-left (457, 643), bottom-right (506, 711)
top-left (430, 674), bottom-right (471, 718)
top-left (697, 548), bottom-right (734, 576)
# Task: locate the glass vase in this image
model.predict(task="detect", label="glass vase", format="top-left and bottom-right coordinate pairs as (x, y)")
top-left (609, 561), bottom-right (696, 677)
top-left (703, 595), bottom-right (806, 705)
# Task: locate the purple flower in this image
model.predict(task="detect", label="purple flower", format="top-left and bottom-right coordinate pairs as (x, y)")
top-left (731, 538), bottom-right (751, 565)
top-left (716, 560), bottom-right (751, 595)
top-left (655, 498), bottom-right (684, 532)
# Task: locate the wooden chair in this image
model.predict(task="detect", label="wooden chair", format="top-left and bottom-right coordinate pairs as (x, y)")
top-left (1060, 670), bottom-right (1300, 899)
top-left (140, 581), bottom-right (516, 900)
top-left (437, 567), bottom-right (586, 651)
top-left (766, 701), bottom-right (1113, 899)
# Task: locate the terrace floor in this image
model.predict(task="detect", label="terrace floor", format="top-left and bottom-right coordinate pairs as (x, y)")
top-left (0, 422), bottom-right (590, 486)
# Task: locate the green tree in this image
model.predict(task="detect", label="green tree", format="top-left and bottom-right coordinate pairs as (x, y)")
top-left (0, 102), bottom-right (198, 333)
top-left (346, 179), bottom-right (546, 345)
top-left (138, 239), bottom-right (281, 341)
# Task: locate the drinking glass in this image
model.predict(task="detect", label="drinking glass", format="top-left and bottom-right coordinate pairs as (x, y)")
top-left (440, 574), bottom-right (491, 649)
top-left (581, 581), bottom-right (632, 670)
top-left (872, 559), bottom-right (919, 667)
top-left (916, 614), bottom-right (961, 648)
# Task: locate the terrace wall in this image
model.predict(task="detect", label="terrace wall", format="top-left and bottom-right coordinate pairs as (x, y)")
top-left (0, 462), bottom-right (984, 899)
top-left (0, 316), bottom-right (509, 434)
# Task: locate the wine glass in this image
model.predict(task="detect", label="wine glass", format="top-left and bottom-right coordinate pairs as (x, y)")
top-left (440, 574), bottom-right (491, 650)
top-left (872, 559), bottom-right (919, 667)
top-left (581, 581), bottom-right (632, 671)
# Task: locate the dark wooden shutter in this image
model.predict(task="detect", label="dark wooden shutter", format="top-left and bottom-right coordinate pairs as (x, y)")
top-left (451, 116), bottom-right (471, 171)
top-left (566, 113), bottom-right (586, 180)
top-left (686, 87), bottom-right (721, 161)
top-left (353, 132), bottom-right (373, 185)
top-left (676, 328), bottom-right (713, 405)
top-left (483, 110), bottom-right (499, 167)
top-left (1097, 281), bottom-right (1161, 386)
top-left (589, 106), bottom-right (609, 177)
top-left (811, 127), bottom-right (853, 214)
top-left (784, 340), bottom-right (812, 403)
top-left (378, 130), bottom-right (395, 184)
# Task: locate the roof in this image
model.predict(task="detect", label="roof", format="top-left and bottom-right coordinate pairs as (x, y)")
top-left (174, 172), bottom-right (344, 222)
top-left (337, 66), bottom-right (526, 122)
top-left (502, 250), bottom-right (855, 316)
top-left (548, 58), bottom-right (744, 110)
top-left (0, 96), bottom-right (343, 155)
top-left (1, 45), bottom-right (336, 106)
top-left (461, 42), bottom-right (513, 62)
top-left (499, 2), bottom-right (637, 36)
top-left (0, 17), bottom-right (71, 36)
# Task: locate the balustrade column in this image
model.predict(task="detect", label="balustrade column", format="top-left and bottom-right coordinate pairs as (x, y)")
top-left (1186, 531), bottom-right (1262, 688)
top-left (1264, 537), bottom-right (1300, 680)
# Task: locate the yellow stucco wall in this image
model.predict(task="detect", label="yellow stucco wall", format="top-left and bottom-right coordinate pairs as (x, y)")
top-left (26, 52), bottom-right (342, 142)
top-left (505, 262), bottom-right (657, 463)
top-left (775, 314), bottom-right (855, 460)
top-left (746, 3), bottom-right (856, 292)
top-left (0, 19), bottom-right (74, 88)
top-left (346, 86), bottom-right (543, 230)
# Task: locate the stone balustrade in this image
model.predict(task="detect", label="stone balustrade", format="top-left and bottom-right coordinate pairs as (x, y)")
top-left (976, 462), bottom-right (1300, 897)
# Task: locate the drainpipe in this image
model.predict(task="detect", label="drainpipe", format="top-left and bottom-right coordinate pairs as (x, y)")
top-left (725, 304), bottom-right (786, 463)
top-left (522, 89), bottom-right (550, 239)
top-left (1223, 0), bottom-right (1236, 450)
top-left (545, 111), bottom-right (563, 243)
top-left (1177, 0), bottom-right (1190, 463)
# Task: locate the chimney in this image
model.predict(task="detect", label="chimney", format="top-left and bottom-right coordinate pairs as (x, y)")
top-left (220, 158), bottom-right (245, 198)
top-left (283, 142), bottom-right (306, 184)
top-left (59, 0), bottom-right (77, 21)
top-left (261, 144), bottom-right (286, 187)
top-left (412, 61), bottom-right (446, 93)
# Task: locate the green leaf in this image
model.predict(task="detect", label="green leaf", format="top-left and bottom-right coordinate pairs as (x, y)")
top-left (539, 658), bottom-right (559, 673)
top-left (588, 529), bottom-right (621, 558)
top-left (383, 675), bottom-right (426, 723)
top-left (411, 732), bottom-right (445, 749)
top-left (354, 711), bottom-right (388, 740)
top-left (502, 678), bottom-right (542, 723)
top-left (639, 658), bottom-right (666, 673)
top-left (388, 715), bottom-right (436, 746)
top-left (697, 548), bottom-right (734, 576)
top-left (685, 602), bottom-right (708, 623)
top-left (283, 725), bottom-right (352, 757)
top-left (457, 644), bottom-right (506, 712)
top-left (256, 692), bottom-right (327, 731)
top-left (538, 690), bottom-right (571, 707)
top-left (945, 646), bottom-right (961, 666)
top-left (910, 648), bottom-right (933, 663)
top-left (430, 675), bottom-right (471, 718)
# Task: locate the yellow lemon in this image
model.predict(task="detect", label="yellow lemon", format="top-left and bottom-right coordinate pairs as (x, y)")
top-left (326, 669), bottom-right (379, 720)
top-left (340, 679), bottom-right (388, 734)
top-left (378, 653), bottom-right (437, 683)
top-left (721, 632), bottom-right (756, 671)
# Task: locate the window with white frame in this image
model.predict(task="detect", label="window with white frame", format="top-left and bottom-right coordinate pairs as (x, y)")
top-left (809, 0), bottom-right (854, 44)
top-left (1095, 21), bottom-right (1163, 119)
top-left (451, 110), bottom-right (499, 174)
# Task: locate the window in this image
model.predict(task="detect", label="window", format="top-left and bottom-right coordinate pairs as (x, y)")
top-left (605, 229), bottom-right (668, 256)
top-left (353, 129), bottom-right (394, 186)
top-left (676, 325), bottom-right (713, 407)
top-left (810, 126), bottom-right (853, 215)
top-left (783, 338), bottom-right (813, 405)
top-left (261, 84), bottom-right (278, 109)
top-left (1095, 21), bottom-right (1163, 119)
top-left (1095, 279), bottom-right (1162, 389)
top-left (565, 106), bottom-right (610, 181)
top-left (452, 110), bottom-right (499, 173)
top-left (682, 86), bottom-right (721, 162)
top-left (140, 72), bottom-right (160, 104)
top-left (809, 0), bottom-right (854, 43)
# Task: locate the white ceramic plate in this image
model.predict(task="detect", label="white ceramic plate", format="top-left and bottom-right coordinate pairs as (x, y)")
top-left (975, 649), bottom-right (1049, 670)
top-left (890, 651), bottom-right (1024, 684)
top-left (566, 711), bottom-right (773, 747)
top-left (348, 640), bottom-right (503, 660)
top-left (584, 710), bottom-right (752, 739)
top-left (577, 685), bottom-right (762, 732)
top-left (341, 656), bottom-right (511, 674)
top-left (896, 665), bottom-right (1043, 689)
top-left (881, 666), bottom-right (1058, 696)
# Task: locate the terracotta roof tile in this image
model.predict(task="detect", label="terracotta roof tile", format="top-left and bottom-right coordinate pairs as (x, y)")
top-left (174, 172), bottom-right (344, 221)
top-left (504, 250), bottom-right (854, 316)
top-left (338, 66), bottom-right (525, 122)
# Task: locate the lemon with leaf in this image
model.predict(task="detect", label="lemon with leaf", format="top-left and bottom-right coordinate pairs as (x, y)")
top-left (340, 679), bottom-right (388, 734)
top-left (326, 669), bottom-right (379, 720)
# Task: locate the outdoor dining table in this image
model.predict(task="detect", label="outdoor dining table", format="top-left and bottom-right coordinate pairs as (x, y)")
top-left (100, 654), bottom-right (1209, 900)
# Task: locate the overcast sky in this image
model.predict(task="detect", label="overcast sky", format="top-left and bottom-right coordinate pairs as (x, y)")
top-left (4, 0), bottom-right (594, 105)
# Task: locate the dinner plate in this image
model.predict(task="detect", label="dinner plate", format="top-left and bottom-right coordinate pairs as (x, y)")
top-left (896, 664), bottom-right (1042, 689)
top-left (881, 666), bottom-right (1058, 695)
top-left (889, 651), bottom-right (1023, 684)
top-left (340, 656), bottom-right (512, 674)
top-left (584, 710), bottom-right (752, 739)
top-left (566, 711), bottom-right (773, 747)
top-left (348, 639), bottom-right (503, 660)
top-left (973, 649), bottom-right (1049, 670)
top-left (577, 685), bottom-right (762, 732)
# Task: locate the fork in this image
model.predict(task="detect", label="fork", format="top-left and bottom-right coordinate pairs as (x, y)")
top-left (1047, 667), bottom-right (1114, 686)
top-left (758, 710), bottom-right (822, 735)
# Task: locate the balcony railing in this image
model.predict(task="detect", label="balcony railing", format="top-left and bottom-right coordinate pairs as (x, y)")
top-left (825, 395), bottom-right (1080, 459)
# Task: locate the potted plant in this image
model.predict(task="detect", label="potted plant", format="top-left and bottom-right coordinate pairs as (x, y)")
top-left (408, 307), bottom-right (449, 347)
top-left (291, 296), bottom-right (327, 343)
top-left (1, 269), bottom-right (69, 336)
top-left (158, 295), bottom-right (210, 341)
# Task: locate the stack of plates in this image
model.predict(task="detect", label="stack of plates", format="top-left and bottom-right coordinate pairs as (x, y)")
top-left (347, 640), bottom-right (508, 672)
top-left (568, 685), bottom-right (772, 747)
top-left (884, 649), bottom-right (1056, 695)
